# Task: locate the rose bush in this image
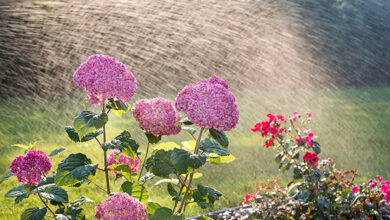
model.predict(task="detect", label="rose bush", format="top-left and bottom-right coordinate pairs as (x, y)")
top-left (245, 112), bottom-right (389, 219)
top-left (1, 54), bottom-right (238, 219)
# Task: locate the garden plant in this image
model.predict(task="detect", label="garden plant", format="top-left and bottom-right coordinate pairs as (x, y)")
top-left (1, 54), bottom-right (239, 219)
top-left (244, 112), bottom-right (390, 219)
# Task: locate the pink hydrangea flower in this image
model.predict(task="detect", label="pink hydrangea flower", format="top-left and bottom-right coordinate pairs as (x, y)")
top-left (10, 150), bottom-right (52, 185)
top-left (352, 185), bottom-right (360, 194)
top-left (74, 54), bottom-right (137, 105)
top-left (175, 76), bottom-right (239, 131)
top-left (95, 192), bottom-right (147, 220)
top-left (132, 97), bottom-right (181, 136)
top-left (107, 150), bottom-right (140, 173)
top-left (303, 152), bottom-right (319, 167)
top-left (378, 175), bottom-right (383, 184)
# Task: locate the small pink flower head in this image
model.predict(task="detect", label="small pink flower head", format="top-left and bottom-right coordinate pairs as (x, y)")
top-left (175, 76), bottom-right (239, 131)
top-left (132, 97), bottom-right (182, 136)
top-left (107, 150), bottom-right (140, 173)
top-left (10, 150), bottom-right (52, 185)
top-left (368, 180), bottom-right (377, 188)
top-left (327, 158), bottom-right (333, 163)
top-left (303, 129), bottom-right (314, 147)
top-left (352, 185), bottom-right (360, 194)
top-left (378, 176), bottom-right (383, 184)
top-left (307, 112), bottom-right (312, 119)
top-left (95, 192), bottom-right (147, 220)
top-left (380, 181), bottom-right (390, 201)
top-left (74, 54), bottom-right (137, 105)
top-left (303, 152), bottom-right (319, 167)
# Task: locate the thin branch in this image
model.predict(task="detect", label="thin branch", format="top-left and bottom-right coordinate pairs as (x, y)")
top-left (36, 187), bottom-right (55, 216)
top-left (138, 142), bottom-right (150, 182)
top-left (88, 178), bottom-right (108, 193)
top-left (95, 137), bottom-right (102, 147)
top-left (102, 104), bottom-right (111, 195)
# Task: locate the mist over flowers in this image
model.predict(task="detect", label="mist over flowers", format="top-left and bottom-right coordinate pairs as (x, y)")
top-left (132, 97), bottom-right (182, 136)
top-left (10, 150), bottom-right (52, 185)
top-left (175, 76), bottom-right (239, 131)
top-left (73, 54), bottom-right (137, 105)
top-left (107, 149), bottom-right (140, 173)
top-left (95, 192), bottom-right (147, 220)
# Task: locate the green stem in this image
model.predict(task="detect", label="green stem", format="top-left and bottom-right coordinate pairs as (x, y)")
top-left (138, 142), bottom-right (150, 182)
top-left (172, 175), bottom-right (188, 213)
top-left (88, 178), bottom-right (107, 193)
top-left (177, 128), bottom-right (204, 214)
top-left (102, 105), bottom-right (111, 195)
top-left (37, 187), bottom-right (55, 216)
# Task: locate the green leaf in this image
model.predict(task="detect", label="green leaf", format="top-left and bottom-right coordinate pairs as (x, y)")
top-left (109, 164), bottom-right (132, 181)
top-left (180, 117), bottom-right (193, 125)
top-left (5, 184), bottom-right (28, 197)
top-left (199, 138), bottom-right (230, 156)
top-left (13, 144), bottom-right (29, 150)
top-left (194, 184), bottom-right (223, 204)
top-left (73, 110), bottom-right (108, 138)
top-left (146, 150), bottom-right (176, 177)
top-left (65, 126), bottom-right (103, 143)
top-left (0, 170), bottom-right (14, 184)
top-left (313, 142), bottom-right (321, 154)
top-left (182, 126), bottom-right (196, 135)
top-left (171, 148), bottom-right (207, 174)
top-left (209, 128), bottom-right (229, 147)
top-left (167, 183), bottom-right (181, 201)
top-left (21, 207), bottom-right (46, 220)
top-left (55, 153), bottom-right (98, 187)
top-left (48, 148), bottom-right (67, 157)
top-left (121, 181), bottom-right (148, 205)
top-left (81, 129), bottom-right (103, 142)
top-left (102, 131), bottom-right (139, 159)
top-left (180, 140), bottom-right (195, 151)
top-left (106, 98), bottom-right (131, 117)
top-left (145, 132), bottom-right (162, 145)
top-left (148, 207), bottom-right (173, 220)
top-left (146, 202), bottom-right (162, 215)
top-left (38, 185), bottom-right (69, 203)
top-left (154, 142), bottom-right (181, 152)
top-left (69, 197), bottom-right (93, 207)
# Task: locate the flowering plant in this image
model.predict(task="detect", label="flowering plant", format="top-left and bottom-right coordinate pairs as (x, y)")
top-left (1, 55), bottom-right (238, 219)
top-left (245, 112), bottom-right (389, 219)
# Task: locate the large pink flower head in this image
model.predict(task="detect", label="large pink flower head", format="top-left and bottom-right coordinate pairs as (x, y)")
top-left (95, 192), bottom-right (147, 220)
top-left (10, 150), bottom-right (52, 185)
top-left (107, 149), bottom-right (140, 173)
top-left (132, 97), bottom-right (182, 136)
top-left (175, 76), bottom-right (239, 131)
top-left (73, 54), bottom-right (137, 105)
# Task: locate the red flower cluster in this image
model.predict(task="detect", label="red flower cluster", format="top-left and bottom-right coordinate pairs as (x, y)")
top-left (303, 152), bottom-right (319, 167)
top-left (296, 129), bottom-right (315, 147)
top-left (251, 113), bottom-right (286, 148)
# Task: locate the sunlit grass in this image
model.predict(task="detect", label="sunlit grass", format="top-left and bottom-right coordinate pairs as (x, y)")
top-left (0, 87), bottom-right (389, 218)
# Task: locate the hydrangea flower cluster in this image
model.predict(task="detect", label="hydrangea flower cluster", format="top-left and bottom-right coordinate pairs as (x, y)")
top-left (175, 76), bottom-right (239, 131)
top-left (107, 149), bottom-right (140, 173)
top-left (303, 152), bottom-right (319, 167)
top-left (10, 150), bottom-right (52, 185)
top-left (95, 192), bottom-right (147, 220)
top-left (74, 54), bottom-right (137, 105)
top-left (378, 176), bottom-right (390, 202)
top-left (132, 97), bottom-right (182, 136)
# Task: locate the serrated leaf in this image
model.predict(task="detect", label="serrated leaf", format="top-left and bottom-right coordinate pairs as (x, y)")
top-left (139, 173), bottom-right (155, 183)
top-left (148, 207), bottom-right (173, 220)
top-left (70, 197), bottom-right (93, 207)
top-left (180, 117), bottom-right (193, 125)
top-left (49, 148), bottom-right (67, 157)
top-left (21, 207), bottom-right (46, 220)
top-left (73, 110), bottom-right (108, 138)
top-left (146, 202), bottom-right (162, 215)
top-left (193, 184), bottom-right (222, 211)
top-left (171, 148), bottom-right (207, 174)
top-left (65, 126), bottom-right (103, 143)
top-left (55, 153), bottom-right (97, 187)
top-left (101, 131), bottom-right (139, 159)
top-left (182, 126), bottom-right (196, 135)
top-left (209, 128), bottom-right (229, 147)
top-left (5, 184), bottom-right (27, 197)
top-left (146, 150), bottom-right (177, 177)
top-left (37, 185), bottom-right (69, 203)
top-left (81, 129), bottom-right (103, 142)
top-left (0, 170), bottom-right (14, 183)
top-left (199, 138), bottom-right (230, 156)
top-left (106, 98), bottom-right (131, 117)
top-left (109, 164), bottom-right (132, 181)
top-left (121, 181), bottom-right (148, 204)
top-left (145, 132), bottom-right (162, 145)
top-left (167, 183), bottom-right (181, 201)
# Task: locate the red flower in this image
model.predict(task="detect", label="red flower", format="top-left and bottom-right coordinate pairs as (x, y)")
top-left (242, 193), bottom-right (257, 205)
top-left (303, 152), bottom-right (319, 166)
top-left (265, 137), bottom-right (274, 148)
